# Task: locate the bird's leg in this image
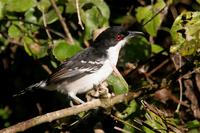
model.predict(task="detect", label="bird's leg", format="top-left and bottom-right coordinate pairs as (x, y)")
top-left (98, 82), bottom-right (111, 99)
top-left (86, 82), bottom-right (111, 102)
top-left (68, 92), bottom-right (85, 105)
top-left (86, 86), bottom-right (99, 101)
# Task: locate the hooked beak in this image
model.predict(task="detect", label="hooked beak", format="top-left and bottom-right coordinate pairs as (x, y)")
top-left (127, 31), bottom-right (144, 38)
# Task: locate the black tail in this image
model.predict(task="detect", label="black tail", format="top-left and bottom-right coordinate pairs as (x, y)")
top-left (13, 80), bottom-right (47, 97)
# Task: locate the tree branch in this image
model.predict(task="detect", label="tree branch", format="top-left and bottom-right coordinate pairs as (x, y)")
top-left (50, 0), bottom-right (74, 44)
top-left (0, 92), bottom-right (141, 133)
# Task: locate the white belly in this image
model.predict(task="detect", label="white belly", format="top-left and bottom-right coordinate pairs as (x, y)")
top-left (63, 59), bottom-right (113, 94)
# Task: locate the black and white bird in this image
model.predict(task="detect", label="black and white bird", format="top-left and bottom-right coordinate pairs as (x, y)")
top-left (16, 26), bottom-right (143, 104)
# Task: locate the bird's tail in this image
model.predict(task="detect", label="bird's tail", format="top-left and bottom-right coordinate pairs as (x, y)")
top-left (13, 80), bottom-right (47, 97)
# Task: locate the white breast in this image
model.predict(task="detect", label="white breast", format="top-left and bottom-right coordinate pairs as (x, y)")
top-left (65, 59), bottom-right (113, 94)
top-left (106, 39), bottom-right (126, 65)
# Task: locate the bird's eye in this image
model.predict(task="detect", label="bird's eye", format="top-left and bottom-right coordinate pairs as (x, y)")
top-left (116, 34), bottom-right (124, 41)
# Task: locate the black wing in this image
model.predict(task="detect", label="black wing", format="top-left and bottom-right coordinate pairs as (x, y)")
top-left (47, 47), bottom-right (106, 84)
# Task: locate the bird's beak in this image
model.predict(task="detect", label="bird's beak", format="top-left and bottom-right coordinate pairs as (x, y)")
top-left (127, 31), bottom-right (144, 38)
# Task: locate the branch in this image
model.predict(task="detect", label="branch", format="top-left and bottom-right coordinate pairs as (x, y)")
top-left (76, 0), bottom-right (84, 30)
top-left (0, 92), bottom-right (141, 133)
top-left (50, 0), bottom-right (74, 44)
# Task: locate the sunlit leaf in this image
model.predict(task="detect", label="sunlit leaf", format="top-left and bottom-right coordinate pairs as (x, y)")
top-left (53, 40), bottom-right (82, 61)
top-left (136, 0), bottom-right (166, 36)
top-left (81, 6), bottom-right (100, 39)
top-left (117, 100), bottom-right (138, 119)
top-left (8, 25), bottom-right (22, 38)
top-left (144, 111), bottom-right (167, 133)
top-left (23, 36), bottom-right (34, 56)
top-left (37, 0), bottom-right (51, 12)
top-left (66, 0), bottom-right (110, 40)
top-left (39, 6), bottom-right (64, 24)
top-left (170, 11), bottom-right (200, 56)
top-left (5, 0), bottom-right (37, 12)
top-left (66, 0), bottom-right (110, 20)
top-left (151, 43), bottom-right (164, 54)
top-left (25, 8), bottom-right (37, 23)
top-left (24, 8), bottom-right (39, 32)
top-left (0, 1), bottom-right (5, 19)
top-left (23, 36), bottom-right (48, 58)
top-left (107, 73), bottom-right (128, 95)
top-left (30, 43), bottom-right (48, 58)
top-left (196, 0), bottom-right (200, 5)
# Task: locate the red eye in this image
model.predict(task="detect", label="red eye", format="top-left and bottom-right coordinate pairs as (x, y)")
top-left (116, 34), bottom-right (124, 41)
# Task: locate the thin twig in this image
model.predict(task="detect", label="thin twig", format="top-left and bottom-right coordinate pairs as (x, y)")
top-left (114, 126), bottom-right (131, 133)
top-left (142, 4), bottom-right (167, 26)
top-left (171, 55), bottom-right (183, 112)
top-left (42, 11), bottom-right (52, 40)
top-left (41, 11), bottom-right (54, 48)
top-left (76, 0), bottom-right (84, 30)
top-left (2, 18), bottom-right (66, 39)
top-left (147, 59), bottom-right (169, 77)
top-left (0, 92), bottom-right (142, 133)
top-left (50, 0), bottom-right (74, 44)
top-left (176, 78), bottom-right (183, 113)
top-left (41, 64), bottom-right (52, 75)
top-left (111, 115), bottom-right (142, 132)
top-left (181, 67), bottom-right (200, 79)
top-left (176, 55), bottom-right (182, 113)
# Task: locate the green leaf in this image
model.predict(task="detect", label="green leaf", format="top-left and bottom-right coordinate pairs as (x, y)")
top-left (113, 14), bottom-right (135, 25)
top-left (24, 8), bottom-right (39, 32)
top-left (151, 44), bottom-right (164, 54)
top-left (117, 100), bottom-right (138, 119)
top-left (23, 36), bottom-right (34, 56)
top-left (31, 43), bottom-right (48, 58)
top-left (136, 0), bottom-right (165, 36)
top-left (197, 0), bottom-right (200, 5)
top-left (144, 111), bottom-right (167, 133)
top-left (37, 0), bottom-right (51, 12)
top-left (5, 0), bottom-right (37, 12)
top-left (0, 34), bottom-right (9, 53)
top-left (53, 40), bottom-right (82, 61)
top-left (23, 36), bottom-right (48, 58)
top-left (143, 126), bottom-right (155, 133)
top-left (186, 120), bottom-right (200, 129)
top-left (39, 6), bottom-right (64, 24)
top-left (106, 73), bottom-right (128, 95)
top-left (66, 0), bottom-right (110, 40)
top-left (0, 1), bottom-right (5, 19)
top-left (82, 6), bottom-right (100, 39)
top-left (66, 0), bottom-right (110, 20)
top-left (170, 11), bottom-right (200, 56)
top-left (25, 8), bottom-right (37, 23)
top-left (8, 25), bottom-right (22, 38)
top-left (0, 107), bottom-right (12, 120)
top-left (187, 129), bottom-right (200, 133)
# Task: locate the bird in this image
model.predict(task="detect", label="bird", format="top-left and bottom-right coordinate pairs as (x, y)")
top-left (14, 26), bottom-right (143, 104)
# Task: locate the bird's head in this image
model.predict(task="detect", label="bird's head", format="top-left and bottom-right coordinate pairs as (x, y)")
top-left (92, 26), bottom-right (143, 50)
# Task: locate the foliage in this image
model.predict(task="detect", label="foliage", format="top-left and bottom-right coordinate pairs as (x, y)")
top-left (0, 0), bottom-right (200, 132)
top-left (170, 11), bottom-right (200, 56)
top-left (136, 0), bottom-right (166, 37)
